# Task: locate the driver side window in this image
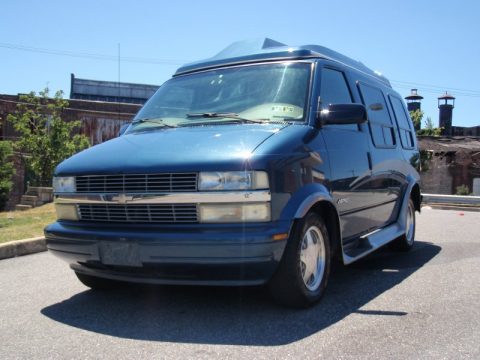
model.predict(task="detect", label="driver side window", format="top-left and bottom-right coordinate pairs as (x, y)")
top-left (320, 68), bottom-right (358, 130)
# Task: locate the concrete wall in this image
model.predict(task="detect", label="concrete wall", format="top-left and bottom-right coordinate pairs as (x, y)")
top-left (419, 149), bottom-right (480, 195)
top-left (420, 153), bottom-right (454, 194)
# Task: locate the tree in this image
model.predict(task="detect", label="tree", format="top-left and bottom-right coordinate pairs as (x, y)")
top-left (456, 184), bottom-right (470, 196)
top-left (7, 88), bottom-right (90, 186)
top-left (421, 117), bottom-right (442, 136)
top-left (0, 141), bottom-right (15, 210)
top-left (416, 116), bottom-right (442, 136)
top-left (409, 110), bottom-right (442, 136)
top-left (410, 109), bottom-right (423, 131)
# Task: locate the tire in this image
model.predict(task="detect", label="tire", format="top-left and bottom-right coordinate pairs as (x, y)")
top-left (390, 198), bottom-right (416, 252)
top-left (268, 212), bottom-right (331, 308)
top-left (75, 272), bottom-right (120, 290)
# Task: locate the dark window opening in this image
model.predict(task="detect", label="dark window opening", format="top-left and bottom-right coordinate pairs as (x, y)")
top-left (320, 68), bottom-right (357, 131)
top-left (389, 95), bottom-right (415, 149)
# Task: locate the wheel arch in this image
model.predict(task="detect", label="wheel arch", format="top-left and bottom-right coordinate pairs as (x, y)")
top-left (410, 182), bottom-right (421, 212)
top-left (280, 184), bottom-right (342, 261)
top-left (307, 201), bottom-right (342, 261)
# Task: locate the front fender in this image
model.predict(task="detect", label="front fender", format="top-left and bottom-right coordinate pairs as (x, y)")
top-left (279, 183), bottom-right (336, 221)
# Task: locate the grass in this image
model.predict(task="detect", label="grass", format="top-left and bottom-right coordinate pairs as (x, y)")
top-left (0, 203), bottom-right (56, 244)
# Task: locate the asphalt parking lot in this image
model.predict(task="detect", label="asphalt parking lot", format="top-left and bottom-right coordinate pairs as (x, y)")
top-left (1, 208), bottom-right (479, 359)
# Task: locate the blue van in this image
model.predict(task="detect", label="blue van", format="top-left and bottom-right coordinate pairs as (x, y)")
top-left (45, 39), bottom-right (421, 307)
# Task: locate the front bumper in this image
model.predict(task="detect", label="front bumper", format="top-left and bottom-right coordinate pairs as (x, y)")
top-left (44, 220), bottom-right (291, 286)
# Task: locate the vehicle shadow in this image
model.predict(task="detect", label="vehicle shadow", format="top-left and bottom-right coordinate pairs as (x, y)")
top-left (41, 240), bottom-right (440, 346)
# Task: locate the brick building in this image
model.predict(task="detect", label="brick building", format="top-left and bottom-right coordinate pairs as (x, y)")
top-left (0, 94), bottom-right (142, 208)
top-left (0, 94), bottom-right (141, 144)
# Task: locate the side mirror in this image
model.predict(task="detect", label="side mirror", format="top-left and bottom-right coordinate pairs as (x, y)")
top-left (317, 104), bottom-right (367, 127)
top-left (118, 123), bottom-right (130, 136)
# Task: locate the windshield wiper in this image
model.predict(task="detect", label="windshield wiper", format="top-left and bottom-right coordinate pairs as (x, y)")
top-left (132, 118), bottom-right (176, 128)
top-left (185, 112), bottom-right (268, 124)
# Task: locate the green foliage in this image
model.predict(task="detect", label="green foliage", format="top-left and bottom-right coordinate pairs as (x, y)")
top-left (410, 150), bottom-right (433, 172)
top-left (0, 141), bottom-right (15, 210)
top-left (409, 109), bottom-right (423, 131)
top-left (7, 88), bottom-right (90, 186)
top-left (419, 150), bottom-right (432, 172)
top-left (455, 184), bottom-right (470, 196)
top-left (409, 109), bottom-right (442, 136)
top-left (417, 117), bottom-right (442, 136)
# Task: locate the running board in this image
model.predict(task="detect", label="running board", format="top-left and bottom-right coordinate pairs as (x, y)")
top-left (342, 222), bottom-right (405, 265)
top-left (341, 176), bottom-right (415, 265)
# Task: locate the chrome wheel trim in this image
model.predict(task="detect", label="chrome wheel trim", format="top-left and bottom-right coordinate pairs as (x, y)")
top-left (405, 202), bottom-right (415, 245)
top-left (299, 225), bottom-right (326, 291)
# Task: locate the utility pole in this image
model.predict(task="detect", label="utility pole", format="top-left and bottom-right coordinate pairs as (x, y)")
top-left (118, 43), bottom-right (121, 85)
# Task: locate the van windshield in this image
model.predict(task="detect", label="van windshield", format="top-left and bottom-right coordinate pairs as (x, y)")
top-left (128, 62), bottom-right (311, 132)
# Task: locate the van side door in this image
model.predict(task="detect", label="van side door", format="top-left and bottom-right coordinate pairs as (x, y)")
top-left (317, 66), bottom-right (376, 240)
top-left (357, 83), bottom-right (403, 228)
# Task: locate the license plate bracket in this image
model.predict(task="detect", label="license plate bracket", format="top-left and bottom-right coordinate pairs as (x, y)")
top-left (100, 242), bottom-right (142, 267)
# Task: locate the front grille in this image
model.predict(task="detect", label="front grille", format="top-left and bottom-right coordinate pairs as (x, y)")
top-left (75, 173), bottom-right (198, 193)
top-left (78, 204), bottom-right (198, 223)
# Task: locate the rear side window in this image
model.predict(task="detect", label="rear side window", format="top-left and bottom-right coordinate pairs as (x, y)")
top-left (320, 68), bottom-right (357, 130)
top-left (389, 96), bottom-right (415, 149)
top-left (358, 83), bottom-right (395, 147)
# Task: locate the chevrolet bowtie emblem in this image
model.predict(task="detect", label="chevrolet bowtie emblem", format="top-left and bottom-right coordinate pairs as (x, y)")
top-left (112, 194), bottom-right (134, 204)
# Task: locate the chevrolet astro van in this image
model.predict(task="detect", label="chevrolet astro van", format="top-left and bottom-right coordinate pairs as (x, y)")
top-left (45, 39), bottom-right (421, 307)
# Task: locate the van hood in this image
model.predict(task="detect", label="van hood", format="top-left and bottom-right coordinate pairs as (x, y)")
top-left (55, 124), bottom-right (288, 175)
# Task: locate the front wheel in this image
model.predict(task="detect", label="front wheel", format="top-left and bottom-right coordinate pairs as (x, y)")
top-left (268, 212), bottom-right (331, 308)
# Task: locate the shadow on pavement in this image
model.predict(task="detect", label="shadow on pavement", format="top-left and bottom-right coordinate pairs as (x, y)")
top-left (41, 240), bottom-right (440, 346)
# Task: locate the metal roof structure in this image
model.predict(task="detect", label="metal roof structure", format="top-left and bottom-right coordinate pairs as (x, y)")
top-left (405, 88), bottom-right (424, 101)
top-left (70, 74), bottom-right (159, 104)
top-left (438, 91), bottom-right (456, 100)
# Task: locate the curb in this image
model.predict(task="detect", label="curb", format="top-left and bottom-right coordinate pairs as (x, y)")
top-left (425, 204), bottom-right (480, 212)
top-left (0, 236), bottom-right (46, 260)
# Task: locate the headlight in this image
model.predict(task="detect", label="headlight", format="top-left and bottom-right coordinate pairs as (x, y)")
top-left (55, 204), bottom-right (79, 221)
top-left (198, 171), bottom-right (269, 191)
top-left (199, 203), bottom-right (271, 223)
top-left (52, 176), bottom-right (75, 193)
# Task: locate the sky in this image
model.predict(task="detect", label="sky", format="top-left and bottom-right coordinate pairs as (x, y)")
top-left (1, 0), bottom-right (480, 127)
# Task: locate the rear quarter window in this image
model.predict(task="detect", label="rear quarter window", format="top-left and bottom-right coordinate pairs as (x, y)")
top-left (389, 95), bottom-right (415, 149)
top-left (358, 83), bottom-right (396, 148)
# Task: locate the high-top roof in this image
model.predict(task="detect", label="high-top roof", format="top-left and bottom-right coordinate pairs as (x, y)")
top-left (174, 38), bottom-right (391, 86)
